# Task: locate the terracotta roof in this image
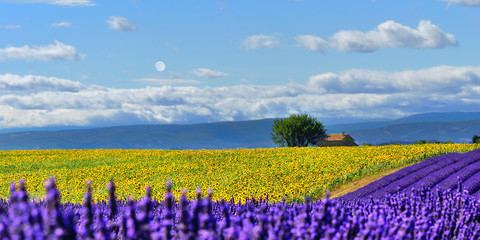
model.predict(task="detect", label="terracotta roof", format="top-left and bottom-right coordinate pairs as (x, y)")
top-left (323, 134), bottom-right (347, 141)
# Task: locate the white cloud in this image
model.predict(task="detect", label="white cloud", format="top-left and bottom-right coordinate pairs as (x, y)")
top-left (0, 65), bottom-right (479, 129)
top-left (0, 25), bottom-right (21, 29)
top-left (135, 78), bottom-right (201, 85)
top-left (0, 73), bottom-right (87, 92)
top-left (0, 0), bottom-right (95, 6)
top-left (188, 68), bottom-right (230, 78)
top-left (51, 21), bottom-right (72, 27)
top-left (49, 0), bottom-right (94, 6)
top-left (0, 40), bottom-right (85, 61)
top-left (295, 35), bottom-right (329, 52)
top-left (330, 20), bottom-right (457, 52)
top-left (243, 35), bottom-right (280, 50)
top-left (438, 0), bottom-right (480, 7)
top-left (107, 16), bottom-right (136, 31)
top-left (307, 65), bottom-right (480, 94)
top-left (296, 20), bottom-right (457, 53)
top-left (135, 72), bottom-right (200, 85)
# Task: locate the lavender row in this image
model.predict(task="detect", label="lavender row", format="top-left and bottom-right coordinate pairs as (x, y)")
top-left (461, 170), bottom-right (480, 195)
top-left (363, 152), bottom-right (469, 198)
top-left (2, 177), bottom-right (480, 239)
top-left (338, 149), bottom-right (480, 202)
top-left (367, 152), bottom-right (472, 199)
top-left (337, 152), bottom-right (461, 200)
top-left (338, 152), bottom-right (464, 201)
top-left (434, 157), bottom-right (480, 191)
top-left (472, 185), bottom-right (480, 199)
top-left (404, 151), bottom-right (480, 194)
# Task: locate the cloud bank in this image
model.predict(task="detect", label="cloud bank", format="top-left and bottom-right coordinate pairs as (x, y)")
top-left (307, 65), bottom-right (480, 94)
top-left (1, 65), bottom-right (479, 129)
top-left (0, 74), bottom-right (87, 92)
top-left (0, 40), bottom-right (85, 61)
top-left (135, 78), bottom-right (200, 85)
top-left (295, 20), bottom-right (457, 52)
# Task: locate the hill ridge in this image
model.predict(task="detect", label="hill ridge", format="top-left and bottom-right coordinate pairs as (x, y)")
top-left (0, 112), bottom-right (479, 150)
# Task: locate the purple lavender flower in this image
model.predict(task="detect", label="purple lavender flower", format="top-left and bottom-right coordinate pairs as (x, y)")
top-left (162, 181), bottom-right (174, 240)
top-left (2, 150), bottom-right (480, 239)
top-left (79, 180), bottom-right (94, 239)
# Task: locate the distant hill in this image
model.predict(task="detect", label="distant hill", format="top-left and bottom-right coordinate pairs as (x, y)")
top-left (348, 120), bottom-right (480, 145)
top-left (327, 112), bottom-right (480, 133)
top-left (0, 112), bottom-right (479, 150)
top-left (0, 119), bottom-right (278, 150)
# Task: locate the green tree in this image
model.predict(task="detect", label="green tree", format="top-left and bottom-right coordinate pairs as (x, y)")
top-left (414, 140), bottom-right (428, 145)
top-left (271, 114), bottom-right (327, 147)
top-left (473, 135), bottom-right (480, 144)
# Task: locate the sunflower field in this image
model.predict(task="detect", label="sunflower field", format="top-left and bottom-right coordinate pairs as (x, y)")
top-left (1, 143), bottom-right (479, 203)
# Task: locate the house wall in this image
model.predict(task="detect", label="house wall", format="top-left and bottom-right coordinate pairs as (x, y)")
top-left (318, 141), bottom-right (344, 147)
top-left (318, 139), bottom-right (358, 147)
top-left (341, 139), bottom-right (358, 146)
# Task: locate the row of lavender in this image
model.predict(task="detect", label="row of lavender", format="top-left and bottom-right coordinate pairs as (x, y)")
top-left (2, 177), bottom-right (480, 239)
top-left (337, 149), bottom-right (480, 202)
top-left (3, 149), bottom-right (480, 239)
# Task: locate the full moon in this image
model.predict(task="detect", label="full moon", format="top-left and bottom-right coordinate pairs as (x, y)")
top-left (155, 61), bottom-right (166, 72)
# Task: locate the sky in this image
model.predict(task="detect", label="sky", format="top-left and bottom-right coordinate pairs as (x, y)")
top-left (0, 0), bottom-right (479, 130)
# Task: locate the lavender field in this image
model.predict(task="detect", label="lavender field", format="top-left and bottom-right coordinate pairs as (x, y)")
top-left (2, 149), bottom-right (480, 239)
top-left (337, 149), bottom-right (480, 202)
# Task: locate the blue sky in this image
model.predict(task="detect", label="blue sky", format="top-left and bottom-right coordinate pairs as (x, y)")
top-left (0, 0), bottom-right (479, 130)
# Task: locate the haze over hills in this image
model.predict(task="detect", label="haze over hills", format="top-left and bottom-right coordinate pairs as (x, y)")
top-left (0, 112), bottom-right (479, 150)
top-left (348, 120), bottom-right (480, 144)
top-left (327, 112), bottom-right (480, 133)
top-left (0, 119), bottom-right (277, 150)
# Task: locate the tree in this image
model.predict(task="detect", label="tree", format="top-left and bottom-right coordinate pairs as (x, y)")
top-left (473, 135), bottom-right (480, 144)
top-left (414, 140), bottom-right (428, 145)
top-left (271, 114), bottom-right (327, 147)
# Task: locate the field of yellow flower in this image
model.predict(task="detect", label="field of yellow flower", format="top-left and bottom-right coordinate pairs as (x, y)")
top-left (1, 144), bottom-right (479, 203)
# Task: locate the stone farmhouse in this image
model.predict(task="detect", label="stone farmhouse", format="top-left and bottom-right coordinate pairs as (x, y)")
top-left (317, 132), bottom-right (358, 147)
